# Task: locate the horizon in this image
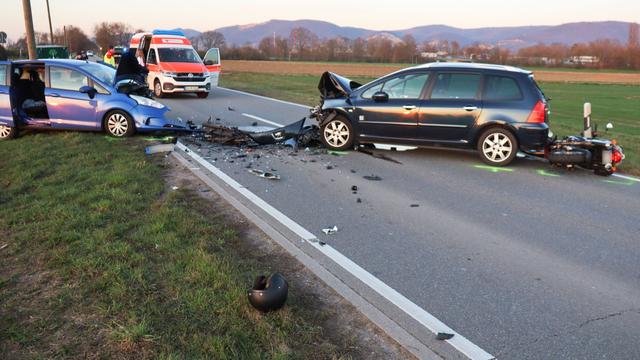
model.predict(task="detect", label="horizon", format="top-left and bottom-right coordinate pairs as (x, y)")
top-left (2, 0), bottom-right (639, 42)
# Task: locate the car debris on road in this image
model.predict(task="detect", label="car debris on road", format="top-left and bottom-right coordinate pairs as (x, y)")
top-left (363, 175), bottom-right (382, 181)
top-left (248, 169), bottom-right (281, 180)
top-left (322, 226), bottom-right (339, 235)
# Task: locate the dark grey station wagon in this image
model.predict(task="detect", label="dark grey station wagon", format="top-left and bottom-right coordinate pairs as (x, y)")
top-left (315, 63), bottom-right (550, 166)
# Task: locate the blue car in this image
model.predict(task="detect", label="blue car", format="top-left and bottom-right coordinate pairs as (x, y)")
top-left (0, 59), bottom-right (188, 140)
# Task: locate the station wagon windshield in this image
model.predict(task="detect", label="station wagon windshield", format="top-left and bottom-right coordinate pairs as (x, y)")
top-left (79, 62), bottom-right (115, 85)
top-left (157, 48), bottom-right (201, 63)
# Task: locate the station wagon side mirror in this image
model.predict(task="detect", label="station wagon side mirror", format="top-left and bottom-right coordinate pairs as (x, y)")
top-left (372, 91), bottom-right (389, 103)
top-left (204, 60), bottom-right (214, 66)
top-left (79, 85), bottom-right (97, 99)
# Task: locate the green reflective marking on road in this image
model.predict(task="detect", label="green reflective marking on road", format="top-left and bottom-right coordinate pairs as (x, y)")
top-left (474, 165), bottom-right (514, 173)
top-left (143, 136), bottom-right (176, 142)
top-left (328, 150), bottom-right (349, 156)
top-left (602, 179), bottom-right (635, 186)
top-left (537, 169), bottom-right (561, 177)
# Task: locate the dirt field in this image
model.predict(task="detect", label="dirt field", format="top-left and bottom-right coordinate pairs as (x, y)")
top-left (222, 60), bottom-right (640, 85)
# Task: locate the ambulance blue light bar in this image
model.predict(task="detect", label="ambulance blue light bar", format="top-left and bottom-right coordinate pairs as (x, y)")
top-left (152, 30), bottom-right (185, 37)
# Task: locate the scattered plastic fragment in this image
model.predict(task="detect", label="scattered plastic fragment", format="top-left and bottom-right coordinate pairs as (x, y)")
top-left (322, 226), bottom-right (338, 235)
top-left (171, 186), bottom-right (179, 191)
top-left (319, 241), bottom-right (326, 246)
top-left (146, 144), bottom-right (175, 154)
top-left (410, 204), bottom-right (420, 208)
top-left (248, 169), bottom-right (281, 180)
top-left (228, 106), bottom-right (235, 111)
top-left (0, 243), bottom-right (8, 251)
top-left (363, 175), bottom-right (382, 181)
top-left (356, 198), bottom-right (362, 203)
top-left (351, 185), bottom-right (358, 191)
top-left (436, 332), bottom-right (455, 341)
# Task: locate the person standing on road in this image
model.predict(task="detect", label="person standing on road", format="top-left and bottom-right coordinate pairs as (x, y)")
top-left (115, 49), bottom-right (148, 84)
top-left (103, 45), bottom-right (116, 67)
top-left (136, 48), bottom-right (145, 67)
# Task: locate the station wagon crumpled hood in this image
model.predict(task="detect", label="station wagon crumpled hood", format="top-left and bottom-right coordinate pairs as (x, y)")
top-left (318, 71), bottom-right (362, 99)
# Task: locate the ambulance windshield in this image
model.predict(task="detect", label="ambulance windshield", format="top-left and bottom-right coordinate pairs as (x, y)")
top-left (157, 48), bottom-right (201, 63)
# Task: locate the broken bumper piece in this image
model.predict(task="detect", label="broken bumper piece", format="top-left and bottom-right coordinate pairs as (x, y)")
top-left (245, 118), bottom-right (306, 145)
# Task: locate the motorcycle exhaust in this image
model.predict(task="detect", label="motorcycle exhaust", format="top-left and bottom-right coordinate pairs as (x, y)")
top-left (547, 147), bottom-right (592, 165)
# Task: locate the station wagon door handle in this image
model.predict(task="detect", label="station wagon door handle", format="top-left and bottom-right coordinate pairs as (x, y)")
top-left (463, 106), bottom-right (478, 111)
top-left (403, 105), bottom-right (417, 111)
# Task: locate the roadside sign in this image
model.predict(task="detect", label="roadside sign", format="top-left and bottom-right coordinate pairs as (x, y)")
top-left (0, 32), bottom-right (7, 44)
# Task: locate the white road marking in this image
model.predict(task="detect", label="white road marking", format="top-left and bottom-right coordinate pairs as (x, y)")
top-left (612, 173), bottom-right (640, 182)
top-left (218, 87), bottom-right (311, 109)
top-left (241, 113), bottom-right (284, 128)
top-left (176, 140), bottom-right (495, 360)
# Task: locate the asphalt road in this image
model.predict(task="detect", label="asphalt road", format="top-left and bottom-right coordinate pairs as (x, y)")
top-left (163, 88), bottom-right (640, 359)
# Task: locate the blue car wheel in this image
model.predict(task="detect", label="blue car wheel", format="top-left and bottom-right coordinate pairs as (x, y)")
top-left (105, 110), bottom-right (135, 137)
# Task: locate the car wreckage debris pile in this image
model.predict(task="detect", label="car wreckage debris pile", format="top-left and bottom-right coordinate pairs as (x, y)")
top-left (194, 117), bottom-right (321, 148)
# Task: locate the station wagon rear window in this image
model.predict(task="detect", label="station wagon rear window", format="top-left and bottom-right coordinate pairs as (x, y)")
top-left (431, 73), bottom-right (481, 100)
top-left (483, 75), bottom-right (523, 100)
top-left (0, 65), bottom-right (6, 85)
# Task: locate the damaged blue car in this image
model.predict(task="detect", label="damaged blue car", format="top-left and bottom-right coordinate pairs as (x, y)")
top-left (0, 59), bottom-right (188, 140)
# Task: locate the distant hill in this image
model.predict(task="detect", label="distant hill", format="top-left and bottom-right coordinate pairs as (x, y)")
top-left (199, 19), bottom-right (634, 50)
top-left (172, 28), bottom-right (202, 39)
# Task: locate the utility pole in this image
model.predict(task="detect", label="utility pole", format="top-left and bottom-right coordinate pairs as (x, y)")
top-left (46, 0), bottom-right (54, 44)
top-left (21, 0), bottom-right (37, 59)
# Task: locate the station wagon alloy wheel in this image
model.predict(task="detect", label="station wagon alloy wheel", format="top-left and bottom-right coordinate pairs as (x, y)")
top-left (0, 125), bottom-right (11, 138)
top-left (105, 110), bottom-right (135, 137)
top-left (0, 125), bottom-right (17, 140)
top-left (321, 118), bottom-right (353, 151)
top-left (478, 128), bottom-right (518, 166)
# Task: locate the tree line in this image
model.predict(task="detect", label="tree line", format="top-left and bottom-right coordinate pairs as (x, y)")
top-left (1, 22), bottom-right (639, 70)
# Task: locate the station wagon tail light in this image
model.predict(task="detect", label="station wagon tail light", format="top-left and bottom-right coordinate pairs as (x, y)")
top-left (527, 100), bottom-right (546, 123)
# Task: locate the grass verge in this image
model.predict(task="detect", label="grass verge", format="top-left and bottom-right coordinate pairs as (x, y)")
top-left (0, 132), bottom-right (357, 359)
top-left (220, 72), bottom-right (640, 174)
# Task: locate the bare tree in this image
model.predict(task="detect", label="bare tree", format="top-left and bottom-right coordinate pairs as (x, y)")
top-left (194, 31), bottom-right (226, 51)
top-left (58, 25), bottom-right (96, 53)
top-left (94, 22), bottom-right (133, 52)
top-left (629, 23), bottom-right (640, 49)
top-left (289, 27), bottom-right (316, 60)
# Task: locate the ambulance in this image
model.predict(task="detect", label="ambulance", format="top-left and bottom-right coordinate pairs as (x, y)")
top-left (129, 30), bottom-right (221, 98)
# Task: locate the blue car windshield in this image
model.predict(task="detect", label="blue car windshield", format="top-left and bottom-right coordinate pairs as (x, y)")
top-left (79, 63), bottom-right (116, 85)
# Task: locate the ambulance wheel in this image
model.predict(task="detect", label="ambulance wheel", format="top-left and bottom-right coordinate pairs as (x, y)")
top-left (154, 80), bottom-right (165, 98)
top-left (197, 92), bottom-right (209, 99)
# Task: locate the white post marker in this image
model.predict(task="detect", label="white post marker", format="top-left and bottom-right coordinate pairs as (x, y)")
top-left (176, 141), bottom-right (495, 360)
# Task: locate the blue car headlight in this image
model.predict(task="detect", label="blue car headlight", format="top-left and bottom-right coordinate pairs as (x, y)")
top-left (130, 95), bottom-right (165, 109)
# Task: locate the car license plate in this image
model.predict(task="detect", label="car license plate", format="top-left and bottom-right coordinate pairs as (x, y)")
top-left (185, 86), bottom-right (198, 91)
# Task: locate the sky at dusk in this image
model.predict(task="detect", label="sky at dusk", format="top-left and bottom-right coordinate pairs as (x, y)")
top-left (2, 0), bottom-right (639, 42)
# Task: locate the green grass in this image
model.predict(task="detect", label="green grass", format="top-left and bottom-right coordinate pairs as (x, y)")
top-left (220, 72), bottom-right (640, 174)
top-left (0, 132), bottom-right (351, 359)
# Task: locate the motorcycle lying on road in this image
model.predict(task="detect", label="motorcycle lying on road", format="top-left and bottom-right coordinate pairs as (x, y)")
top-left (546, 103), bottom-right (624, 176)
